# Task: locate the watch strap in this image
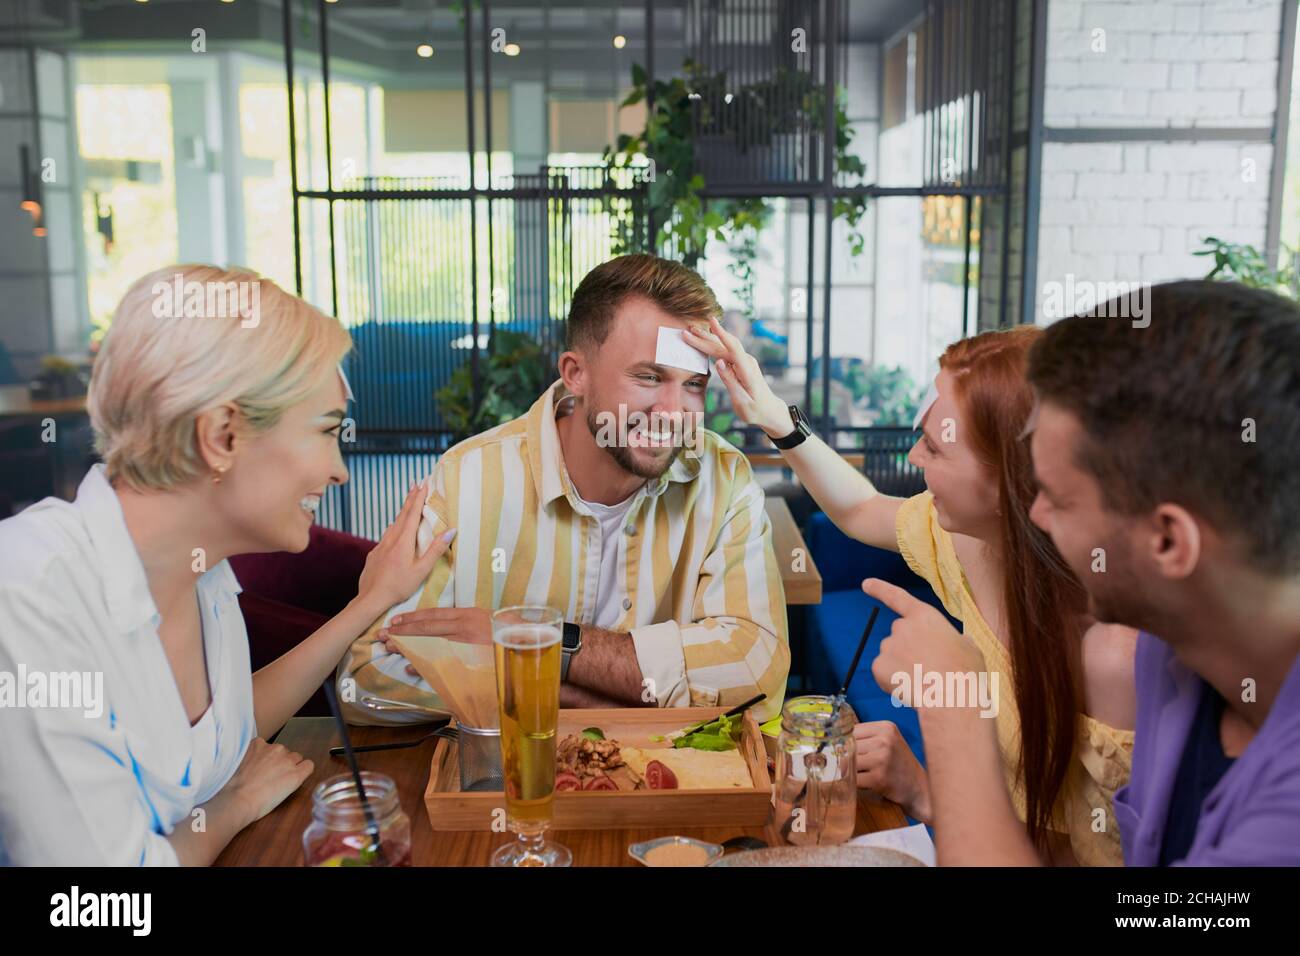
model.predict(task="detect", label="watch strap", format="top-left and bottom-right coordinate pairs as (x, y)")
top-left (771, 405), bottom-right (810, 450)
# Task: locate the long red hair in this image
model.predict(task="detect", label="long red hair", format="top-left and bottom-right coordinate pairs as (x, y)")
top-left (939, 326), bottom-right (1086, 855)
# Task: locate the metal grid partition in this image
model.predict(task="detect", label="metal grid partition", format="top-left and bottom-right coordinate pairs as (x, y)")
top-left (730, 423), bottom-right (926, 499)
top-left (311, 163), bottom-right (651, 535)
top-left (672, 0), bottom-right (1022, 434)
top-left (279, 0), bottom-right (1026, 539)
top-left (325, 165), bottom-right (650, 434)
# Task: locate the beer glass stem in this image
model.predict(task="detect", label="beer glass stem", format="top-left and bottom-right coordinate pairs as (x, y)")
top-left (517, 828), bottom-right (546, 859)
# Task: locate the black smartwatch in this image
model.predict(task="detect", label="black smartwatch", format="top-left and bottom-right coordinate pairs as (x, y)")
top-left (560, 621), bottom-right (583, 682)
top-left (770, 404), bottom-right (812, 450)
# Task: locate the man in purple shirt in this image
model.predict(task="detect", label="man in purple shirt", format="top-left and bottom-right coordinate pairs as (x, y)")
top-left (866, 280), bottom-right (1300, 865)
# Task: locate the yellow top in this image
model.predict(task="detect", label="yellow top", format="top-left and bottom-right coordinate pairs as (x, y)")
top-left (894, 492), bottom-right (1133, 867)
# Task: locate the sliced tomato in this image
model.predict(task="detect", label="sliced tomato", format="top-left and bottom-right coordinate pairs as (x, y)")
top-left (581, 774), bottom-right (618, 791)
top-left (644, 759), bottom-right (678, 790)
top-left (554, 771), bottom-right (581, 792)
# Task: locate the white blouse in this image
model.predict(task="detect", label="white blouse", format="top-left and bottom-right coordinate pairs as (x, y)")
top-left (0, 465), bottom-right (256, 865)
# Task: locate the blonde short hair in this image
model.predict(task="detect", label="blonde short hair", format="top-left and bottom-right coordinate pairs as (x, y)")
top-left (89, 264), bottom-right (352, 491)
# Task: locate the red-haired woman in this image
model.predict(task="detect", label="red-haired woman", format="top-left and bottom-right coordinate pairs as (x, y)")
top-left (684, 321), bottom-right (1136, 866)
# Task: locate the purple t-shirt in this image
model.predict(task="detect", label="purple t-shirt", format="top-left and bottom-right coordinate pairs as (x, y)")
top-left (1114, 631), bottom-right (1300, 866)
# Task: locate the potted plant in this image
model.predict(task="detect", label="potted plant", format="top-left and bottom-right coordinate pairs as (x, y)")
top-left (433, 330), bottom-right (555, 441)
top-left (30, 356), bottom-right (88, 401)
top-left (606, 60), bottom-right (869, 269)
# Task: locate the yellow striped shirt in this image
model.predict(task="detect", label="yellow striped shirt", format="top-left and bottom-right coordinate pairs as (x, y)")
top-left (338, 380), bottom-right (789, 725)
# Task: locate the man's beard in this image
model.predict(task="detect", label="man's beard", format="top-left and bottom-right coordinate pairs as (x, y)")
top-left (585, 402), bottom-right (683, 480)
top-left (1078, 532), bottom-right (1154, 630)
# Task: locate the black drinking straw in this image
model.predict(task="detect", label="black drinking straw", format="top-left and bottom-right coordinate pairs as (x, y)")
top-left (836, 605), bottom-right (880, 703)
top-left (323, 678), bottom-right (387, 865)
top-left (819, 604), bottom-right (881, 755)
top-left (820, 604), bottom-right (880, 757)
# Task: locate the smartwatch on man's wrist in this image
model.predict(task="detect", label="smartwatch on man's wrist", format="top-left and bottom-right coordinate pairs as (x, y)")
top-left (770, 404), bottom-right (812, 450)
top-left (560, 621), bottom-right (583, 682)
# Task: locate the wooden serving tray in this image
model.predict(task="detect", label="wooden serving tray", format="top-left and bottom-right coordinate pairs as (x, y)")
top-left (423, 707), bottom-right (773, 831)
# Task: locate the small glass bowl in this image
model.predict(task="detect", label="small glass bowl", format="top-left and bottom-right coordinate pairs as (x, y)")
top-left (628, 836), bottom-right (724, 868)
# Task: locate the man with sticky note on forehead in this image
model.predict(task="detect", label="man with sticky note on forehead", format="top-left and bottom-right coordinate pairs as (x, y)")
top-left (339, 254), bottom-right (790, 723)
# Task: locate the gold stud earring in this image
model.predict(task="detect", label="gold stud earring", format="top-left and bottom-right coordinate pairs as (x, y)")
top-left (212, 465), bottom-right (228, 484)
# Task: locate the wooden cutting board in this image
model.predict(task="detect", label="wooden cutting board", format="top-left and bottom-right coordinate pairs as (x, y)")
top-left (424, 707), bottom-right (773, 831)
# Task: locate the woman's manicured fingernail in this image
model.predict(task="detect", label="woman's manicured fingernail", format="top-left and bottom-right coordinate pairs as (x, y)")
top-left (442, 528), bottom-right (458, 543)
top-left (390, 614), bottom-right (403, 625)
top-left (377, 628), bottom-right (389, 639)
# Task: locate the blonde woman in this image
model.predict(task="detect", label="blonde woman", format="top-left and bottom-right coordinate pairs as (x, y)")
top-left (0, 265), bottom-right (452, 866)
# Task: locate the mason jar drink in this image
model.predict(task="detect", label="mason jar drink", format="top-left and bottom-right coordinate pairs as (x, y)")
top-left (302, 771), bottom-right (412, 867)
top-left (771, 695), bottom-right (858, 846)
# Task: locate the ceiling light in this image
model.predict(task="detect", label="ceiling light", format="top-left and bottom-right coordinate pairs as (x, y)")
top-left (417, 44), bottom-right (433, 58)
top-left (613, 35), bottom-right (626, 49)
top-left (504, 43), bottom-right (521, 56)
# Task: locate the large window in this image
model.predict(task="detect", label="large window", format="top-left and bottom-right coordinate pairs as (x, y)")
top-left (75, 81), bottom-right (176, 338)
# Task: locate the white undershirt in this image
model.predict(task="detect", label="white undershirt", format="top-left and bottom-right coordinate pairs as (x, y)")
top-left (573, 487), bottom-right (639, 629)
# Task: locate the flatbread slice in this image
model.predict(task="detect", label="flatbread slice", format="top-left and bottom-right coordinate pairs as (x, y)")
top-left (620, 746), bottom-right (753, 789)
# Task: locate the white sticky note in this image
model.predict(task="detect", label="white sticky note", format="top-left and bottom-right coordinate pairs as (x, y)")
top-left (655, 327), bottom-right (709, 375)
top-left (338, 364), bottom-right (355, 403)
top-left (1017, 395), bottom-right (1041, 441)
top-left (913, 377), bottom-right (939, 431)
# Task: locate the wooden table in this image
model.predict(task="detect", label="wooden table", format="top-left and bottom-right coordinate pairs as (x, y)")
top-left (764, 496), bottom-right (821, 605)
top-left (0, 384), bottom-right (87, 419)
top-left (215, 717), bottom-right (907, 867)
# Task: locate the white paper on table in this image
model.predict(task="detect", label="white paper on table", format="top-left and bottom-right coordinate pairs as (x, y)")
top-left (655, 326), bottom-right (710, 375)
top-left (846, 823), bottom-right (936, 867)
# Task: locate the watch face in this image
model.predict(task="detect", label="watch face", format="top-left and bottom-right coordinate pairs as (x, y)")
top-left (789, 405), bottom-right (811, 434)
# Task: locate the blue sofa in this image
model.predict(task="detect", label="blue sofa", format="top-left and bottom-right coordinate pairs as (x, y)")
top-left (799, 509), bottom-right (960, 770)
top-left (345, 320), bottom-right (550, 431)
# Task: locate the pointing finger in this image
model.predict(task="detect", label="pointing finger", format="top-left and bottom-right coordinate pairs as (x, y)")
top-left (862, 577), bottom-right (926, 617)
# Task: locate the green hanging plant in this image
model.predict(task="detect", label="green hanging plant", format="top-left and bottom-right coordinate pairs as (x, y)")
top-left (605, 60), bottom-right (869, 270)
top-left (725, 200), bottom-right (773, 318)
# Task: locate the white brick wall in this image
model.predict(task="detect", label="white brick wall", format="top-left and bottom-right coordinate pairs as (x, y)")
top-left (1034, 0), bottom-right (1285, 318)
top-left (1039, 142), bottom-right (1274, 295)
top-left (1044, 0), bottom-right (1282, 128)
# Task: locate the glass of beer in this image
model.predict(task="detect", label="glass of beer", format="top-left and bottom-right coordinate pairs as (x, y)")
top-left (490, 605), bottom-right (572, 868)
